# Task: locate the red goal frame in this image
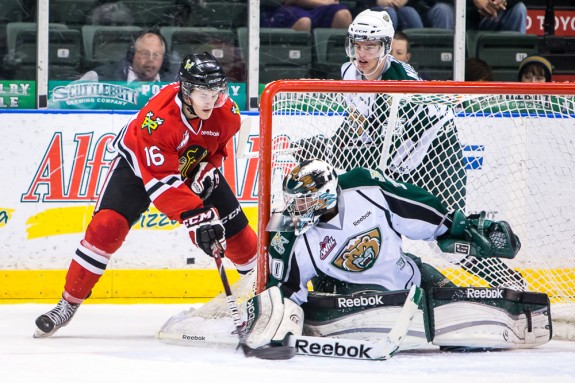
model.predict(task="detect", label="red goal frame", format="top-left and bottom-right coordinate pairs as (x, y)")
top-left (256, 80), bottom-right (575, 293)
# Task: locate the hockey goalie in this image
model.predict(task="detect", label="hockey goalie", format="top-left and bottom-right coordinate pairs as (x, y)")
top-left (242, 159), bottom-right (551, 354)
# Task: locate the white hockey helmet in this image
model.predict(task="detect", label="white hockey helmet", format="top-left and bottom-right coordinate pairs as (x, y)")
top-left (345, 9), bottom-right (395, 65)
top-left (283, 159), bottom-right (338, 235)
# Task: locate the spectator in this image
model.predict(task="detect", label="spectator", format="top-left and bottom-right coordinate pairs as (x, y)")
top-left (261, 0), bottom-right (352, 32)
top-left (79, 30), bottom-right (177, 82)
top-left (396, 1), bottom-right (526, 34)
top-left (465, 57), bottom-right (493, 81)
top-left (391, 30), bottom-right (411, 62)
top-left (87, 0), bottom-right (134, 25)
top-left (357, 0), bottom-right (422, 31)
top-left (518, 55), bottom-right (553, 83)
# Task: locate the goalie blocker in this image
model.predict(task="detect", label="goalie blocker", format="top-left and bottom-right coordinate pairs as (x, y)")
top-left (247, 286), bottom-right (551, 353)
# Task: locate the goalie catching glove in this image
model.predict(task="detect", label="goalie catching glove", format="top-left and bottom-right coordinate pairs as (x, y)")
top-left (244, 286), bottom-right (304, 349)
top-left (437, 210), bottom-right (521, 260)
top-left (181, 206), bottom-right (226, 256)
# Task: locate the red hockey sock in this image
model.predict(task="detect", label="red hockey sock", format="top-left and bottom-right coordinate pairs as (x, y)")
top-left (225, 226), bottom-right (258, 273)
top-left (63, 209), bottom-right (130, 303)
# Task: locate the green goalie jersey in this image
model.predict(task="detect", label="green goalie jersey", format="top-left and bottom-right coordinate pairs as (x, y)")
top-left (330, 57), bottom-right (468, 211)
top-left (267, 167), bottom-right (450, 305)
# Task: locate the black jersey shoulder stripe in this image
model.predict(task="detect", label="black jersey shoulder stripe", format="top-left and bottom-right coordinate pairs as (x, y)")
top-left (379, 189), bottom-right (445, 226)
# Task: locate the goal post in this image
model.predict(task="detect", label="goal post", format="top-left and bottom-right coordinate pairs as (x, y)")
top-left (257, 80), bottom-right (575, 337)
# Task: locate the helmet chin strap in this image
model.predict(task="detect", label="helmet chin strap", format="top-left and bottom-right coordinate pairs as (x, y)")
top-left (353, 54), bottom-right (387, 79)
top-left (179, 89), bottom-right (198, 118)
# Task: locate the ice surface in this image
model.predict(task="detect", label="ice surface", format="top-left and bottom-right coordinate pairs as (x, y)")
top-left (2, 303), bottom-right (574, 383)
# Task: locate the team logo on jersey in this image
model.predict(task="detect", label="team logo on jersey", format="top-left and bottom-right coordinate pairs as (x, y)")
top-left (319, 236), bottom-right (336, 260)
top-left (331, 228), bottom-right (381, 272)
top-left (270, 233), bottom-right (289, 254)
top-left (177, 131), bottom-right (190, 151)
top-left (231, 100), bottom-right (240, 115)
top-left (141, 111), bottom-right (164, 134)
top-left (178, 144), bottom-right (208, 178)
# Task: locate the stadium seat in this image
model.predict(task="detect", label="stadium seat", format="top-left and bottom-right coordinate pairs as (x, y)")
top-left (81, 25), bottom-right (142, 70)
top-left (189, 2), bottom-right (247, 28)
top-left (312, 28), bottom-right (348, 79)
top-left (160, 26), bottom-right (245, 82)
top-left (2, 23), bottom-right (78, 80)
top-left (49, 0), bottom-right (97, 28)
top-left (473, 31), bottom-right (539, 81)
top-left (237, 27), bottom-right (312, 84)
top-left (403, 28), bottom-right (455, 80)
top-left (122, 0), bottom-right (175, 27)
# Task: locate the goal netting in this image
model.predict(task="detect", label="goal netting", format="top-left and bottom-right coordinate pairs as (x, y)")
top-left (158, 80), bottom-right (575, 345)
top-left (256, 80), bottom-right (575, 340)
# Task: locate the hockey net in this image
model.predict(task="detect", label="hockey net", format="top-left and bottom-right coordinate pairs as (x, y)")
top-left (256, 80), bottom-right (575, 340)
top-left (158, 80), bottom-right (575, 345)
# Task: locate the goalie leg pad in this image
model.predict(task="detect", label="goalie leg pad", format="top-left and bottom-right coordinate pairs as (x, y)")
top-left (431, 287), bottom-right (551, 349)
top-left (301, 289), bottom-right (430, 350)
top-left (244, 286), bottom-right (304, 349)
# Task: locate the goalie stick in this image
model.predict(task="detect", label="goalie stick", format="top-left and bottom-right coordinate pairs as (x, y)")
top-left (211, 242), bottom-right (296, 360)
top-left (282, 284), bottom-right (423, 360)
top-left (212, 242), bottom-right (421, 360)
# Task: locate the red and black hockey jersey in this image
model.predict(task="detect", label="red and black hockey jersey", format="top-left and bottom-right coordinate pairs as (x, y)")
top-left (112, 82), bottom-right (241, 222)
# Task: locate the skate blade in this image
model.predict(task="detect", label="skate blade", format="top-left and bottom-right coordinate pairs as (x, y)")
top-left (33, 328), bottom-right (56, 338)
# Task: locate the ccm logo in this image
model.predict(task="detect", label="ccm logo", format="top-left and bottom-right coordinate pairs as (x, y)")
top-left (183, 211), bottom-right (214, 227)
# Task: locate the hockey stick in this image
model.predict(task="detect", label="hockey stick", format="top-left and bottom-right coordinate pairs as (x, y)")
top-left (283, 285), bottom-right (423, 360)
top-left (210, 242), bottom-right (296, 360)
top-left (235, 117), bottom-right (252, 159)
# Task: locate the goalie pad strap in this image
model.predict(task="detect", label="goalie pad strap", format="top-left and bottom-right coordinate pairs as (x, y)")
top-left (433, 287), bottom-right (550, 305)
top-left (305, 290), bottom-right (410, 310)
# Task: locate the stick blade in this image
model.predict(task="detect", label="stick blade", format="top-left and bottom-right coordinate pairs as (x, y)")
top-left (244, 344), bottom-right (297, 360)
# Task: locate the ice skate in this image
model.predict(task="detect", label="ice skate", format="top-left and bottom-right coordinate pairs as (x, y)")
top-left (34, 297), bottom-right (80, 338)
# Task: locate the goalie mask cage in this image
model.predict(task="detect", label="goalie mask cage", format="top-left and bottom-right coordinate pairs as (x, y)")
top-left (257, 80), bottom-right (575, 340)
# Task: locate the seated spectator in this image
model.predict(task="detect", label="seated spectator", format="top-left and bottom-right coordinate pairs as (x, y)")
top-left (87, 0), bottom-right (134, 25)
top-left (395, 1), bottom-right (526, 34)
top-left (357, 0), bottom-right (423, 31)
top-left (518, 55), bottom-right (553, 83)
top-left (391, 30), bottom-right (411, 62)
top-left (465, 57), bottom-right (493, 81)
top-left (78, 30), bottom-right (177, 82)
top-left (261, 0), bottom-right (352, 32)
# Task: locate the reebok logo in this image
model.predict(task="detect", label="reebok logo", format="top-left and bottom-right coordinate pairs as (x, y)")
top-left (245, 299), bottom-right (256, 332)
top-left (337, 295), bottom-right (384, 308)
top-left (201, 131), bottom-right (220, 136)
top-left (353, 211), bottom-right (372, 226)
top-left (466, 288), bottom-right (503, 299)
top-left (295, 339), bottom-right (373, 359)
top-left (182, 334), bottom-right (206, 341)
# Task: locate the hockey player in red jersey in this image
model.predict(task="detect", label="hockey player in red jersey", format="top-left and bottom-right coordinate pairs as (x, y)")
top-left (34, 52), bottom-right (257, 338)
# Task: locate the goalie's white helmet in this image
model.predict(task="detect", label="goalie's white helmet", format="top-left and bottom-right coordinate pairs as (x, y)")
top-left (283, 159), bottom-right (339, 235)
top-left (345, 9), bottom-right (394, 71)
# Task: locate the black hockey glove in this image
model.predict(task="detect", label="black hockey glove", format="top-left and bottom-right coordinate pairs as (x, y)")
top-left (181, 206), bottom-right (226, 257)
